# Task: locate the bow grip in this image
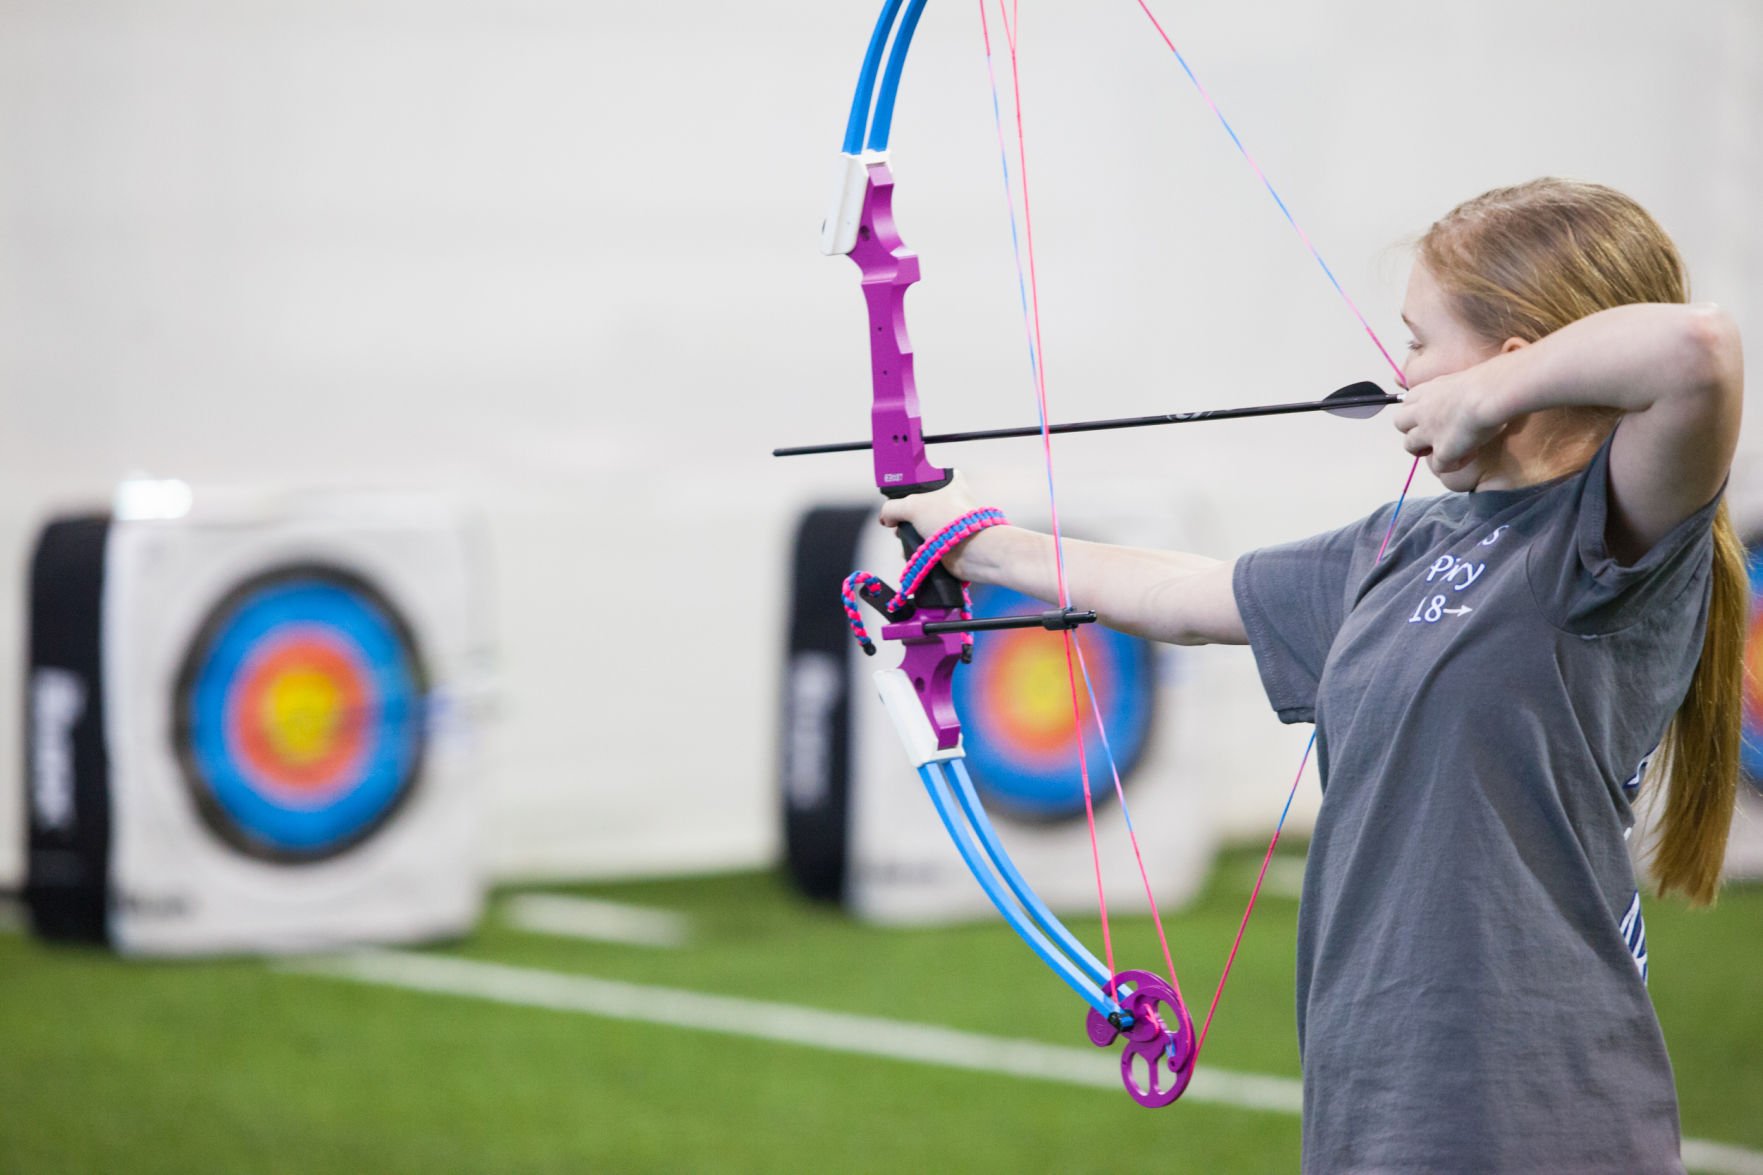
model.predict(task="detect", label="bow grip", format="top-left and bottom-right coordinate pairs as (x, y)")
top-left (883, 472), bottom-right (966, 611)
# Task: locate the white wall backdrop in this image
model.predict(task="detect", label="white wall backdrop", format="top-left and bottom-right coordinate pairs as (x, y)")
top-left (1, 0), bottom-right (1758, 883)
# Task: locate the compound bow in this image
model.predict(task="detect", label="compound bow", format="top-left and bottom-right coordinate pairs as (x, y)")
top-left (812, 0), bottom-right (1418, 1109)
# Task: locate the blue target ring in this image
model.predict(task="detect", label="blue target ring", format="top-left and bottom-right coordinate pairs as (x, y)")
top-left (952, 585), bottom-right (1156, 821)
top-left (174, 565), bottom-right (428, 863)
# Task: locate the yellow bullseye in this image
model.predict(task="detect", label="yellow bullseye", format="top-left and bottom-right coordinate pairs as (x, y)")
top-left (258, 668), bottom-right (346, 765)
top-left (991, 633), bottom-right (1091, 754)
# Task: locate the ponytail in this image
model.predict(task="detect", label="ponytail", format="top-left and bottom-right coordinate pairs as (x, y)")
top-left (1647, 503), bottom-right (1746, 905)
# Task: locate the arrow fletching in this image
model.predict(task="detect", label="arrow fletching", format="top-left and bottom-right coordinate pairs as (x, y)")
top-left (1321, 380), bottom-right (1394, 420)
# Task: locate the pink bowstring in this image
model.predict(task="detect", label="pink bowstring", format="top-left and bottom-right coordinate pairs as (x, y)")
top-left (1129, 0), bottom-right (1423, 567)
top-left (978, 0), bottom-right (1431, 1062)
top-left (1130, 0), bottom-right (1407, 387)
top-left (981, 0), bottom-right (1137, 991)
top-left (1070, 638), bottom-right (1186, 1010)
top-left (1191, 475), bottom-right (1409, 1062)
top-left (1195, 731), bottom-right (1315, 1056)
top-left (1124, 0), bottom-right (1422, 1057)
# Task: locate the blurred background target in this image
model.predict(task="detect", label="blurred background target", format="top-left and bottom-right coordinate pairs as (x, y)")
top-left (952, 585), bottom-right (1157, 821)
top-left (174, 565), bottom-right (430, 863)
top-left (1743, 542), bottom-right (1763, 790)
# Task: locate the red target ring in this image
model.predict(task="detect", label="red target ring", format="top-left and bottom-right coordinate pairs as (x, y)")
top-left (230, 626), bottom-right (372, 804)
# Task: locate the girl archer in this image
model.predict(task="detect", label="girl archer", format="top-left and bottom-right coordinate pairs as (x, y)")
top-left (882, 178), bottom-right (1745, 1173)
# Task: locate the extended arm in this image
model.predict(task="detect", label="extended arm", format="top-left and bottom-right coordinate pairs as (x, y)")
top-left (877, 476), bottom-right (1247, 646)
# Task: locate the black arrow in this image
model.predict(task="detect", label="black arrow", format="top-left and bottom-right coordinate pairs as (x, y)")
top-left (773, 381), bottom-right (1397, 458)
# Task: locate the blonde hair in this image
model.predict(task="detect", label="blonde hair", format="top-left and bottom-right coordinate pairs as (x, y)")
top-left (1420, 178), bottom-right (1743, 906)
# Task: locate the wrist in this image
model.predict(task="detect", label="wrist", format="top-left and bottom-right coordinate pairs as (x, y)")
top-left (903, 508), bottom-right (1010, 588)
top-left (1474, 349), bottom-right (1538, 431)
top-left (946, 523), bottom-right (1036, 583)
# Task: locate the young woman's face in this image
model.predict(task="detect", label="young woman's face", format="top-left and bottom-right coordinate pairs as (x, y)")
top-left (1400, 262), bottom-right (1502, 388)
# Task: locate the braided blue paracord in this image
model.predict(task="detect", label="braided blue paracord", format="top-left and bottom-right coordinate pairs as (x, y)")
top-left (840, 507), bottom-right (1010, 655)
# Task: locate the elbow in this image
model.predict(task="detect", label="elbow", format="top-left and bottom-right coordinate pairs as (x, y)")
top-left (1682, 304), bottom-right (1744, 401)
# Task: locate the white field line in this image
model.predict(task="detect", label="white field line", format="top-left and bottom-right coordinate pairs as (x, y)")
top-left (1684, 1142), bottom-right (1763, 1175)
top-left (1259, 858), bottom-right (1307, 900)
top-left (280, 949), bottom-right (1302, 1114)
top-left (499, 894), bottom-right (690, 948)
top-left (280, 950), bottom-right (1763, 1175)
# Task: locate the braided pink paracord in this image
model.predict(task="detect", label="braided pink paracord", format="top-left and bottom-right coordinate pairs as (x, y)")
top-left (841, 507), bottom-right (1009, 654)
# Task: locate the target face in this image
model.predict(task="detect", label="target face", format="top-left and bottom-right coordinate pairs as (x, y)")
top-left (174, 565), bottom-right (428, 863)
top-left (952, 585), bottom-right (1156, 820)
top-left (1743, 545), bottom-right (1763, 788)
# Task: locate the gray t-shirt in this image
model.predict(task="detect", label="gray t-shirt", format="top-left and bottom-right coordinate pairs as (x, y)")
top-left (1234, 437), bottom-right (1716, 1174)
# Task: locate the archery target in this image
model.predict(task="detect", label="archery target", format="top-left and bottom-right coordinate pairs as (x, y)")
top-left (174, 566), bottom-right (427, 863)
top-left (952, 585), bottom-right (1155, 820)
top-left (24, 495), bottom-right (487, 956)
top-left (1742, 543), bottom-right (1763, 788)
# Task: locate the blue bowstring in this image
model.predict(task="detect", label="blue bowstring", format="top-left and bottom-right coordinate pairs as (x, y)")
top-left (1134, 2), bottom-right (1407, 383)
top-left (983, 35), bottom-right (1041, 400)
top-left (977, 8), bottom-right (1176, 1004)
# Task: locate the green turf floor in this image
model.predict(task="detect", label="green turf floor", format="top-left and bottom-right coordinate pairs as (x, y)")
top-left (1, 849), bottom-right (1758, 1174)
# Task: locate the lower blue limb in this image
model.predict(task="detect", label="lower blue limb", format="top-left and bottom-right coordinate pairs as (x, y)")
top-left (917, 761), bottom-right (1115, 1017)
top-left (946, 759), bottom-right (1112, 990)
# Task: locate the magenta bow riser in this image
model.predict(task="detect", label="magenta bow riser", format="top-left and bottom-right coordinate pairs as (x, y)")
top-left (850, 163), bottom-right (947, 497)
top-left (838, 164), bottom-right (1194, 1107)
top-left (846, 160), bottom-right (968, 756)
